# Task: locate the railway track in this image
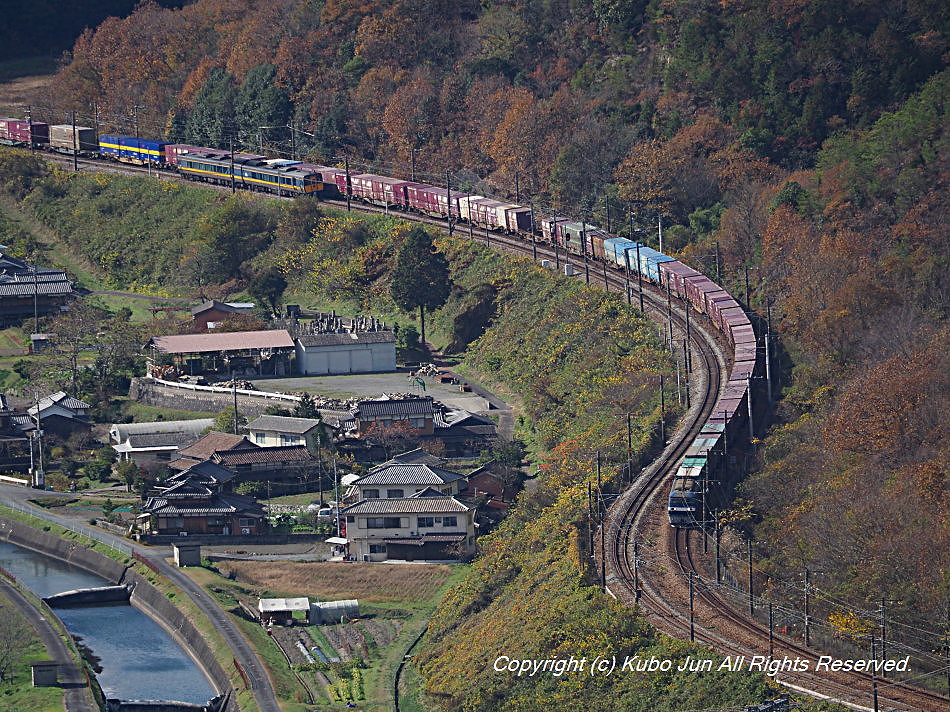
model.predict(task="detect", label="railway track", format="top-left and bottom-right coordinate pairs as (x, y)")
top-left (26, 148), bottom-right (950, 710)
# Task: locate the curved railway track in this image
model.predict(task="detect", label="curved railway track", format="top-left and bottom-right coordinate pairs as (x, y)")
top-left (32, 149), bottom-right (950, 710)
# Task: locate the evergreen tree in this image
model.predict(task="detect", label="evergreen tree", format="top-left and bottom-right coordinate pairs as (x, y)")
top-left (235, 64), bottom-right (292, 150)
top-left (389, 226), bottom-right (451, 346)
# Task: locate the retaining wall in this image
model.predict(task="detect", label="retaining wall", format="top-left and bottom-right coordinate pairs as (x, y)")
top-left (129, 378), bottom-right (295, 418)
top-left (0, 517), bottom-right (129, 582)
top-left (0, 515), bottom-right (238, 712)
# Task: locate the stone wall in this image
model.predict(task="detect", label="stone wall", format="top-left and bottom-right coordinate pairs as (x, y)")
top-left (129, 378), bottom-right (291, 418)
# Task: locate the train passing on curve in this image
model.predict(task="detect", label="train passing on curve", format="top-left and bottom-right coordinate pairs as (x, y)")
top-left (0, 117), bottom-right (760, 526)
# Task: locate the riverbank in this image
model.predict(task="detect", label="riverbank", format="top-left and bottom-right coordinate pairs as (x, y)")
top-left (0, 508), bottom-right (238, 712)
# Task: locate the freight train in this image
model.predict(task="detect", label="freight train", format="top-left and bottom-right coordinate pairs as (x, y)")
top-left (0, 117), bottom-right (759, 525)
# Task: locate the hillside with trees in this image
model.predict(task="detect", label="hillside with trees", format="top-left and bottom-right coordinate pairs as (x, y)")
top-left (8, 0), bottom-right (948, 708)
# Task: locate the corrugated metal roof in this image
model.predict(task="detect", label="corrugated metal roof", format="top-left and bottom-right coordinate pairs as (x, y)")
top-left (297, 332), bottom-right (395, 347)
top-left (246, 415), bottom-right (322, 434)
top-left (258, 597), bottom-right (310, 612)
top-left (149, 329), bottom-right (294, 354)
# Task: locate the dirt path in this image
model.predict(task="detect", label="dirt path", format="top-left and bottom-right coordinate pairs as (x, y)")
top-left (0, 193), bottom-right (103, 284)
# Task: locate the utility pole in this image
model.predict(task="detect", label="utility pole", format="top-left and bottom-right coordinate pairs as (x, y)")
top-left (714, 511), bottom-right (721, 584)
top-left (409, 147), bottom-right (416, 181)
top-left (514, 172), bottom-right (520, 203)
top-left (445, 171), bottom-right (453, 237)
top-left (689, 570), bottom-right (695, 641)
top-left (635, 242), bottom-right (644, 312)
top-left (290, 121), bottom-right (296, 161)
top-left (748, 373), bottom-right (755, 440)
top-left (229, 137), bottom-right (235, 194)
top-left (626, 412), bottom-right (633, 462)
top-left (658, 214), bottom-right (663, 253)
top-left (804, 567), bottom-right (812, 647)
top-left (747, 537), bottom-right (754, 617)
top-left (768, 602), bottom-right (774, 657)
top-left (632, 540), bottom-right (640, 601)
top-left (623, 248), bottom-right (632, 305)
top-left (879, 598), bottom-right (889, 666)
top-left (666, 280), bottom-right (674, 350)
top-left (71, 111), bottom-right (78, 171)
top-left (765, 298), bottom-right (773, 401)
top-left (26, 105), bottom-right (34, 152)
top-left (344, 155), bottom-right (351, 212)
top-left (582, 221), bottom-right (590, 285)
top-left (715, 241), bottom-right (721, 281)
top-left (745, 265), bottom-right (751, 308)
top-left (232, 371), bottom-right (239, 434)
top-left (529, 203), bottom-right (538, 261)
top-left (683, 339), bottom-right (691, 408)
top-left (659, 375), bottom-right (666, 444)
top-left (604, 194), bottom-right (610, 233)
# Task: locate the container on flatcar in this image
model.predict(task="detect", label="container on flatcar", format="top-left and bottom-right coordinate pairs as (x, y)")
top-left (467, 199), bottom-right (510, 230)
top-left (49, 125), bottom-right (97, 154)
top-left (540, 216), bottom-right (565, 243)
top-left (586, 228), bottom-right (609, 261)
top-left (560, 222), bottom-right (599, 256)
top-left (602, 237), bottom-right (639, 268)
top-left (635, 245), bottom-right (674, 283)
top-left (504, 205), bottom-right (532, 233)
top-left (0, 118), bottom-right (48, 146)
top-left (458, 195), bottom-right (490, 223)
top-left (685, 275), bottom-right (721, 314)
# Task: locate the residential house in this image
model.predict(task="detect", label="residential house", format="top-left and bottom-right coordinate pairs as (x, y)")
top-left (27, 392), bottom-right (91, 438)
top-left (345, 463), bottom-right (467, 502)
top-left (433, 409), bottom-right (498, 457)
top-left (352, 397), bottom-right (435, 436)
top-left (342, 488), bottom-right (475, 562)
top-left (211, 444), bottom-right (318, 484)
top-left (138, 470), bottom-right (265, 537)
top-left (190, 300), bottom-right (255, 331)
top-left (245, 415), bottom-right (324, 451)
top-left (0, 253), bottom-right (75, 327)
top-left (169, 432), bottom-right (259, 471)
top-left (109, 418), bottom-right (215, 466)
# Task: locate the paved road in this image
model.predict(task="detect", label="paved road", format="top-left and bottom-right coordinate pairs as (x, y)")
top-left (0, 484), bottom-right (281, 712)
top-left (0, 575), bottom-right (97, 712)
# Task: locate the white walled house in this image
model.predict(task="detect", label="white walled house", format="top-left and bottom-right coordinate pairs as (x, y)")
top-left (342, 488), bottom-right (475, 562)
top-left (294, 332), bottom-right (396, 375)
top-left (346, 463), bottom-right (467, 502)
top-left (245, 415), bottom-right (324, 451)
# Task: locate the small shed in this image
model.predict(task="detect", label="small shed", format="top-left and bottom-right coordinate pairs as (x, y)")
top-left (172, 542), bottom-right (201, 567)
top-left (258, 597), bottom-right (310, 625)
top-left (31, 661), bottom-right (58, 686)
top-left (309, 599), bottom-right (359, 625)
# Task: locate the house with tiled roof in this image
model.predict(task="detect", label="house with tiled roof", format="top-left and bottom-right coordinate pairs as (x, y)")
top-left (0, 253), bottom-right (74, 327)
top-left (138, 469), bottom-right (265, 537)
top-left (346, 463), bottom-right (467, 501)
top-left (210, 444), bottom-right (318, 482)
top-left (352, 397), bottom-right (435, 436)
top-left (169, 432), bottom-right (258, 471)
top-left (26, 391), bottom-right (91, 438)
top-left (341, 488), bottom-right (475, 562)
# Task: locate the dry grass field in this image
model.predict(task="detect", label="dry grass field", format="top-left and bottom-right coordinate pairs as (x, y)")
top-left (220, 560), bottom-right (454, 603)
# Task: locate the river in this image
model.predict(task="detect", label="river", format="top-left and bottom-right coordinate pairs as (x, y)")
top-left (0, 539), bottom-right (215, 704)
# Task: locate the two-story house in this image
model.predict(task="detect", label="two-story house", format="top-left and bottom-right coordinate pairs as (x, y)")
top-left (352, 397), bottom-right (435, 436)
top-left (342, 488), bottom-right (475, 562)
top-left (245, 415), bottom-right (324, 451)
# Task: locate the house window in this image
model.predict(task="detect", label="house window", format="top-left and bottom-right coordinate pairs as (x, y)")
top-left (386, 489), bottom-right (404, 498)
top-left (363, 489), bottom-right (380, 499)
top-left (443, 516), bottom-right (457, 527)
top-left (280, 434), bottom-right (300, 446)
top-left (369, 544), bottom-right (387, 554)
top-left (417, 517), bottom-right (434, 528)
top-left (255, 433), bottom-right (266, 444)
top-left (164, 517), bottom-right (184, 529)
top-left (366, 517), bottom-right (401, 528)
top-left (207, 517), bottom-right (224, 527)
top-left (238, 518), bottom-right (255, 527)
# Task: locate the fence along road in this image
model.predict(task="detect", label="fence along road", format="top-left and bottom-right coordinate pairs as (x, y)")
top-left (0, 484), bottom-right (281, 712)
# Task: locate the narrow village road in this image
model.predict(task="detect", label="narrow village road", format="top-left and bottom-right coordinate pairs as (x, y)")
top-left (0, 575), bottom-right (98, 712)
top-left (0, 484), bottom-right (281, 712)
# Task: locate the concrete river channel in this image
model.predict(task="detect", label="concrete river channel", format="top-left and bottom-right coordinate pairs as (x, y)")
top-left (0, 539), bottom-right (215, 705)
